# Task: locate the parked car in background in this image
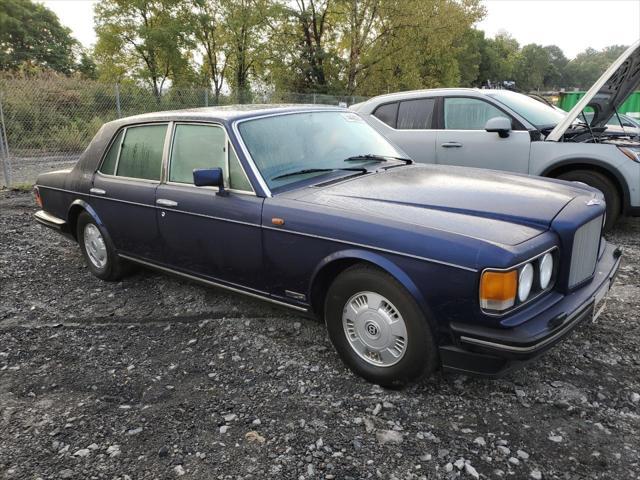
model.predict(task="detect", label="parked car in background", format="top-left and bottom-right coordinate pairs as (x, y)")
top-left (351, 40), bottom-right (640, 230)
top-left (34, 105), bottom-right (620, 387)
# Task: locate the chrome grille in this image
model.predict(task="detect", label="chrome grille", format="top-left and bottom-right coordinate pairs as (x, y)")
top-left (568, 215), bottom-right (602, 288)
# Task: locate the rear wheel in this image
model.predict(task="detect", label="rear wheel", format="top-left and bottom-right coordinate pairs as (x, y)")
top-left (77, 211), bottom-right (129, 281)
top-left (324, 264), bottom-right (438, 388)
top-left (556, 170), bottom-right (620, 230)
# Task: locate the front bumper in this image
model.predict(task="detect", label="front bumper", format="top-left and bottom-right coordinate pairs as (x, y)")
top-left (440, 242), bottom-right (622, 377)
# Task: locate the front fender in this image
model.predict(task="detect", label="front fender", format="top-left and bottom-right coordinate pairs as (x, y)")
top-left (309, 248), bottom-right (436, 326)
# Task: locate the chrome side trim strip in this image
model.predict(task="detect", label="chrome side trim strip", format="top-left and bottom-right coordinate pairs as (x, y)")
top-left (460, 303), bottom-right (592, 354)
top-left (118, 254), bottom-right (308, 312)
top-left (263, 225), bottom-right (478, 272)
top-left (36, 185), bottom-right (478, 272)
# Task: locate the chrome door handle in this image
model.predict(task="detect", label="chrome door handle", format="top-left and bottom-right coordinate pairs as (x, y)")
top-left (156, 199), bottom-right (178, 207)
top-left (90, 187), bottom-right (106, 195)
top-left (441, 142), bottom-right (463, 148)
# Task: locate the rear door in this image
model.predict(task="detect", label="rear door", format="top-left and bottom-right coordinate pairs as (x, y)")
top-left (435, 96), bottom-right (531, 173)
top-left (369, 98), bottom-right (438, 163)
top-left (154, 122), bottom-right (264, 289)
top-left (91, 123), bottom-right (168, 261)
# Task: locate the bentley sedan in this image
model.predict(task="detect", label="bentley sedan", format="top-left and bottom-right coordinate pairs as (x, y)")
top-left (34, 106), bottom-right (621, 387)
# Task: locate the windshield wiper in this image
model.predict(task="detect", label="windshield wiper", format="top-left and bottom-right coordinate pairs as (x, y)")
top-left (343, 154), bottom-right (412, 164)
top-left (271, 167), bottom-right (366, 181)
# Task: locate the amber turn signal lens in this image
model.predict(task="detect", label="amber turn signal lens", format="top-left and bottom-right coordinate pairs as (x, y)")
top-left (480, 270), bottom-right (517, 311)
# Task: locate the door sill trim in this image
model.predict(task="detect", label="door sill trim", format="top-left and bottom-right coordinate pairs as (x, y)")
top-left (118, 254), bottom-right (309, 313)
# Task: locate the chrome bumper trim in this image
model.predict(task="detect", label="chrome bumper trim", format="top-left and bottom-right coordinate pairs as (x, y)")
top-left (34, 210), bottom-right (66, 229)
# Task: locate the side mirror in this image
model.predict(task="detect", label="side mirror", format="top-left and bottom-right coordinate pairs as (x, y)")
top-left (193, 167), bottom-right (228, 196)
top-left (484, 117), bottom-right (512, 138)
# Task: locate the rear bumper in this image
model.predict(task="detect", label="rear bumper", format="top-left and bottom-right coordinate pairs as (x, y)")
top-left (34, 210), bottom-right (74, 239)
top-left (440, 242), bottom-right (622, 377)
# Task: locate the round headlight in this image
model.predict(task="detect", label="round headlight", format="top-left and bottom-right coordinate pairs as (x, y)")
top-left (539, 253), bottom-right (554, 290)
top-left (518, 263), bottom-right (534, 302)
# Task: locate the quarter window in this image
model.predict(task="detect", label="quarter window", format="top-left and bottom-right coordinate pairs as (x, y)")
top-left (229, 143), bottom-right (253, 191)
top-left (116, 124), bottom-right (167, 180)
top-left (373, 102), bottom-right (398, 128)
top-left (100, 129), bottom-right (123, 175)
top-left (397, 98), bottom-right (435, 129)
top-left (169, 124), bottom-right (226, 184)
top-left (444, 97), bottom-right (509, 130)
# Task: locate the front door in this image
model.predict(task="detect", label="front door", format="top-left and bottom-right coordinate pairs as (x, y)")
top-left (436, 96), bottom-right (531, 173)
top-left (155, 123), bottom-right (264, 290)
top-left (91, 123), bottom-right (168, 261)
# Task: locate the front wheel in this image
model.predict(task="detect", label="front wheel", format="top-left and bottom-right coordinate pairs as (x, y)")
top-left (324, 264), bottom-right (438, 388)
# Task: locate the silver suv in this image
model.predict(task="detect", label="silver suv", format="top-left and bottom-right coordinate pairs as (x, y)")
top-left (351, 40), bottom-right (640, 229)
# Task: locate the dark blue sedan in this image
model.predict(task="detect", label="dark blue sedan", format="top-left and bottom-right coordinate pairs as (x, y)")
top-left (34, 105), bottom-right (621, 387)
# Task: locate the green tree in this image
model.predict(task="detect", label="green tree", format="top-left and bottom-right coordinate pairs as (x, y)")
top-left (94, 0), bottom-right (190, 98)
top-left (0, 0), bottom-right (78, 73)
top-left (564, 45), bottom-right (628, 89)
top-left (514, 43), bottom-right (549, 91)
top-left (477, 32), bottom-right (520, 86)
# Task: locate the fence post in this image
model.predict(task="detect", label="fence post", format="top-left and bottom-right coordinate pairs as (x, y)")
top-left (205, 89), bottom-right (209, 107)
top-left (115, 83), bottom-right (122, 118)
top-left (0, 93), bottom-right (12, 188)
top-left (313, 93), bottom-right (316, 104)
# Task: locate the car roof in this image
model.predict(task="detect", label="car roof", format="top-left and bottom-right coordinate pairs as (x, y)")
top-left (110, 104), bottom-right (345, 126)
top-left (352, 88), bottom-right (509, 112)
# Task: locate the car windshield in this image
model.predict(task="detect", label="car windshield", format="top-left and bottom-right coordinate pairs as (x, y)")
top-left (488, 90), bottom-right (566, 128)
top-left (237, 111), bottom-right (404, 190)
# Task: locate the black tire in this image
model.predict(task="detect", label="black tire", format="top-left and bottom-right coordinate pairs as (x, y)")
top-left (557, 170), bottom-right (620, 230)
top-left (324, 264), bottom-right (438, 388)
top-left (76, 211), bottom-right (129, 281)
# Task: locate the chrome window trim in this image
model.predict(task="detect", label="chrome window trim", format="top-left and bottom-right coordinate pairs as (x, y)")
top-left (480, 246), bottom-right (559, 317)
top-left (118, 253), bottom-right (308, 312)
top-left (97, 121), bottom-right (170, 183)
top-left (232, 108), bottom-right (349, 198)
top-left (165, 121), bottom-right (255, 195)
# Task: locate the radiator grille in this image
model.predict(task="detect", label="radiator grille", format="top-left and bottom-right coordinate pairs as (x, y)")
top-left (568, 215), bottom-right (602, 288)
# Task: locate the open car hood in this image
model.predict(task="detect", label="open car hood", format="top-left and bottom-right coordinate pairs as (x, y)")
top-left (547, 39), bottom-right (640, 141)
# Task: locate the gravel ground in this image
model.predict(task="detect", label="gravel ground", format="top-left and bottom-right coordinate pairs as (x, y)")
top-left (1, 189), bottom-right (639, 480)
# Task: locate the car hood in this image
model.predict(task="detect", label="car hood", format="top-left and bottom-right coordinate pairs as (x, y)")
top-left (294, 165), bottom-right (595, 246)
top-left (547, 39), bottom-right (640, 141)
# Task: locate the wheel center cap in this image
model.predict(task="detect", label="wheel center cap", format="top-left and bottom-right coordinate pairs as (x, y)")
top-left (365, 321), bottom-right (380, 338)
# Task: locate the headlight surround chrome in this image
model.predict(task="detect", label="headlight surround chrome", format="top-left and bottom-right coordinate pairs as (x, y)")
top-left (480, 247), bottom-right (558, 315)
top-left (518, 263), bottom-right (534, 302)
top-left (539, 253), bottom-right (554, 290)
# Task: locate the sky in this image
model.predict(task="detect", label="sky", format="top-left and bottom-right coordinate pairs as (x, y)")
top-left (43, 0), bottom-right (640, 59)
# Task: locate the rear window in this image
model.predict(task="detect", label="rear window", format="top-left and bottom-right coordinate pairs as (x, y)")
top-left (116, 124), bottom-right (167, 180)
top-left (397, 98), bottom-right (435, 129)
top-left (373, 102), bottom-right (398, 128)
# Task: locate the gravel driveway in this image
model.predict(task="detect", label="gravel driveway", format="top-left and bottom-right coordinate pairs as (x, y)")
top-left (1, 189), bottom-right (639, 480)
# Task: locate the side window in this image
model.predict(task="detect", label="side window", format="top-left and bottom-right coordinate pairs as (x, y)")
top-left (116, 124), bottom-right (167, 180)
top-left (169, 124), bottom-right (225, 184)
top-left (397, 98), bottom-right (435, 129)
top-left (229, 143), bottom-right (253, 191)
top-left (99, 129), bottom-right (123, 175)
top-left (373, 102), bottom-right (398, 128)
top-left (444, 97), bottom-right (509, 130)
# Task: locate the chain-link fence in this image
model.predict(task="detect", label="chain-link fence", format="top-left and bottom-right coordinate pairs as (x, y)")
top-left (0, 75), bottom-right (367, 187)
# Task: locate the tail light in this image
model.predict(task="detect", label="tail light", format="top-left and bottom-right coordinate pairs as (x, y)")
top-left (34, 186), bottom-right (43, 208)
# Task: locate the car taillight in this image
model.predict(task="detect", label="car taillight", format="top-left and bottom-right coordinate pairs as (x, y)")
top-left (34, 186), bottom-right (43, 208)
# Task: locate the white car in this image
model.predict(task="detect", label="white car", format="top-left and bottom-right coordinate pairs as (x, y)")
top-left (351, 40), bottom-right (640, 229)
